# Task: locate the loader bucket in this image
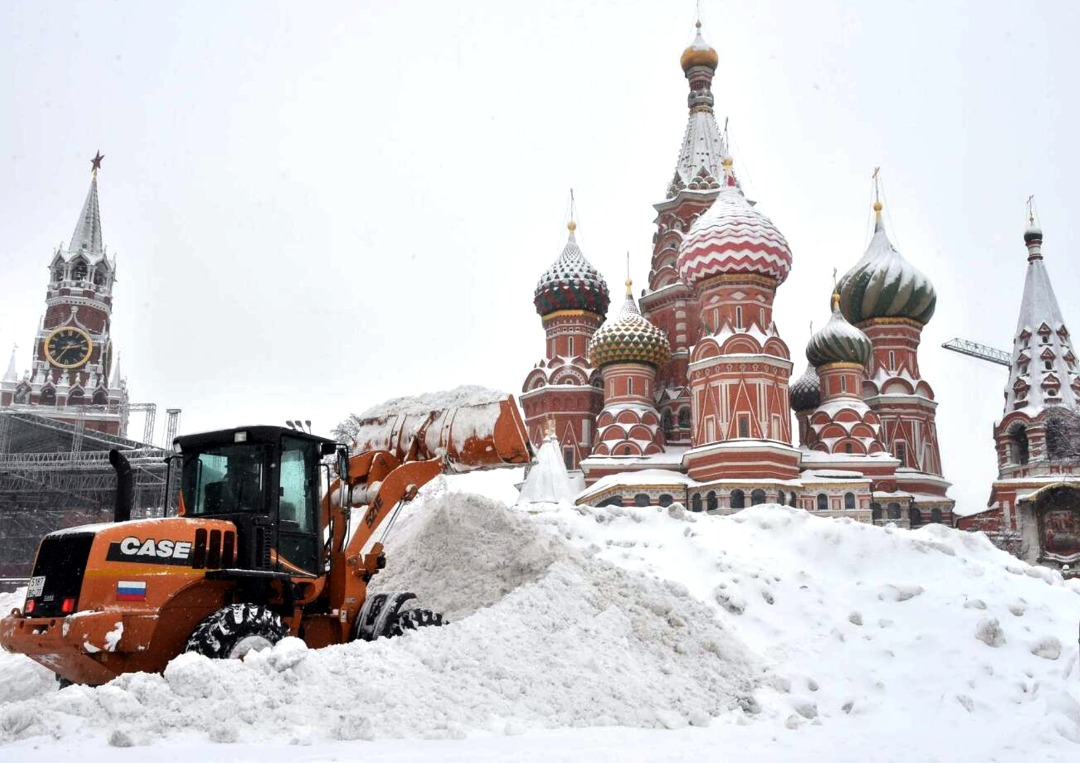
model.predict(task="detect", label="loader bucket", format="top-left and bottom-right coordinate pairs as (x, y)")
top-left (351, 395), bottom-right (532, 470)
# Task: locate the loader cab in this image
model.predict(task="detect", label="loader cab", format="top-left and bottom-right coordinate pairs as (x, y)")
top-left (175, 426), bottom-right (338, 576)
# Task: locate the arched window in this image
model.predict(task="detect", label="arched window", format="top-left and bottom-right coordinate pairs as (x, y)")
top-left (662, 409), bottom-right (674, 438)
top-left (691, 493), bottom-right (702, 512)
top-left (816, 493), bottom-right (828, 511)
top-left (678, 408), bottom-right (691, 429)
top-left (52, 265), bottom-right (64, 282)
top-left (627, 378), bottom-right (634, 396)
top-left (598, 495), bottom-right (623, 507)
top-left (71, 259), bottom-right (88, 281)
top-left (563, 448), bottom-right (574, 470)
top-left (92, 269), bottom-right (107, 287)
top-left (40, 387), bottom-right (56, 405)
top-left (871, 502), bottom-right (882, 521)
top-left (930, 508), bottom-right (943, 524)
top-left (658, 494), bottom-right (674, 507)
top-left (706, 491), bottom-right (718, 511)
top-left (634, 493), bottom-right (651, 507)
top-left (777, 490), bottom-right (785, 506)
top-left (887, 502), bottom-right (902, 520)
top-left (67, 390), bottom-right (85, 406)
top-left (1010, 425), bottom-right (1030, 465)
top-left (844, 492), bottom-right (856, 510)
top-left (751, 489), bottom-right (766, 506)
top-left (909, 507), bottom-right (923, 527)
top-left (622, 445), bottom-right (632, 456)
top-left (729, 489), bottom-right (745, 509)
top-left (92, 389), bottom-right (108, 405)
top-left (790, 493), bottom-right (797, 507)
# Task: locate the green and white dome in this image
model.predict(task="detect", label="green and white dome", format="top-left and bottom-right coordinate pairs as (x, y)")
top-left (807, 295), bottom-right (873, 368)
top-left (837, 204), bottom-right (936, 326)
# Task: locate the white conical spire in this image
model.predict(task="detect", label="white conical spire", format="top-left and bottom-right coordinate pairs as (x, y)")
top-left (1003, 213), bottom-right (1080, 413)
top-left (109, 351), bottom-right (122, 388)
top-left (3, 345), bottom-right (17, 382)
top-left (68, 153), bottom-right (105, 259)
top-left (517, 432), bottom-right (578, 505)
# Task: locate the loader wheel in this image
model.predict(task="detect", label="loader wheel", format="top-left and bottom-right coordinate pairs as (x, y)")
top-left (184, 604), bottom-right (288, 660)
top-left (354, 592), bottom-right (446, 641)
top-left (385, 607), bottom-right (444, 637)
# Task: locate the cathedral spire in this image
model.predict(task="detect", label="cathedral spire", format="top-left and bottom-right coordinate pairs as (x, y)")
top-left (668, 21), bottom-right (729, 198)
top-left (69, 153), bottom-right (104, 258)
top-left (1004, 208), bottom-right (1078, 412)
top-left (3, 345), bottom-right (17, 382)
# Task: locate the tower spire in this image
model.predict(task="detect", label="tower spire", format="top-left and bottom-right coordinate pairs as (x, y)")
top-left (872, 166), bottom-right (884, 231)
top-left (69, 153), bottom-right (105, 257)
top-left (3, 345), bottom-right (17, 382)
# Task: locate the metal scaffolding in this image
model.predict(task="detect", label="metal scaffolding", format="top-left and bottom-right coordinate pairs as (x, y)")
top-left (0, 411), bottom-right (172, 577)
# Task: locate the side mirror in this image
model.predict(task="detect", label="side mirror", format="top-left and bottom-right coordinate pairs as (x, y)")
top-left (336, 446), bottom-right (350, 482)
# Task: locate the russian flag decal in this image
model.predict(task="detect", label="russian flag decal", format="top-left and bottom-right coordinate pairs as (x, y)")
top-left (116, 580), bottom-right (147, 601)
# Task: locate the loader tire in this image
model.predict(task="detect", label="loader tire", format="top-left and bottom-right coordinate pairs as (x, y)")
top-left (184, 604), bottom-right (288, 660)
top-left (385, 607), bottom-right (444, 637)
top-left (354, 592), bottom-right (446, 641)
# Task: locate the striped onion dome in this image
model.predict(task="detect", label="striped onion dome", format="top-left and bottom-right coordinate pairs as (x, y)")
top-left (789, 364), bottom-right (821, 412)
top-left (534, 222), bottom-right (611, 318)
top-left (807, 295), bottom-right (873, 368)
top-left (837, 205), bottom-right (936, 326)
top-left (677, 164), bottom-right (793, 289)
top-left (588, 283), bottom-right (671, 370)
top-left (680, 21), bottom-right (719, 72)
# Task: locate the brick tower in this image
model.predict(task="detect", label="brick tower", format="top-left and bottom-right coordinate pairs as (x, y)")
top-left (837, 194), bottom-right (953, 523)
top-left (0, 154), bottom-right (128, 436)
top-left (520, 219), bottom-right (610, 470)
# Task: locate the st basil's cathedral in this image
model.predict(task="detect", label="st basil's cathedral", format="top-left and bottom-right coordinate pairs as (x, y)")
top-left (520, 22), bottom-right (954, 528)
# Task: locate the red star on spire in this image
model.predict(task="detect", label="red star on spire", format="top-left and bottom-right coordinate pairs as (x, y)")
top-left (90, 151), bottom-right (104, 173)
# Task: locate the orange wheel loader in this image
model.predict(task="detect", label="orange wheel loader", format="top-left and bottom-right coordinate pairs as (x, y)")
top-left (0, 396), bottom-right (532, 686)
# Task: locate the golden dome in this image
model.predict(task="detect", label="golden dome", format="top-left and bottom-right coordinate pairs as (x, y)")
top-left (680, 22), bottom-right (719, 72)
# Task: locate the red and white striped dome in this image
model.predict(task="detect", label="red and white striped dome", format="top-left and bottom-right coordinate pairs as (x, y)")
top-left (677, 184), bottom-right (793, 288)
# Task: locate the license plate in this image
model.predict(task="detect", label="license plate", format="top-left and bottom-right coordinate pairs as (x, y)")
top-left (27, 576), bottom-right (46, 597)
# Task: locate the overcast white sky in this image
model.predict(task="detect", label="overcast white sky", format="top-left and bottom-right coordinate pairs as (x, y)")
top-left (2, 1), bottom-right (1078, 513)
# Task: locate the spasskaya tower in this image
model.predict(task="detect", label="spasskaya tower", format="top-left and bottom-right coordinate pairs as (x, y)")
top-left (0, 153), bottom-right (128, 436)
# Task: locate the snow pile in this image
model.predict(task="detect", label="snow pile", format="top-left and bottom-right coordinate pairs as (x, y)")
top-left (356, 385), bottom-right (506, 419)
top-left (0, 589), bottom-right (55, 703)
top-left (516, 436), bottom-right (577, 505)
top-left (534, 501), bottom-right (1080, 758)
top-left (0, 491), bottom-right (756, 746)
top-left (2, 473), bottom-right (1080, 760)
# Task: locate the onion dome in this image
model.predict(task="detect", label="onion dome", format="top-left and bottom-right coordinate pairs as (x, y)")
top-left (677, 158), bottom-right (793, 288)
top-left (789, 364), bottom-right (821, 412)
top-left (680, 21), bottom-right (719, 72)
top-left (807, 293), bottom-right (873, 368)
top-left (837, 202), bottom-right (936, 326)
top-left (1024, 220), bottom-right (1043, 245)
top-left (534, 221), bottom-right (611, 317)
top-left (588, 280), bottom-right (671, 369)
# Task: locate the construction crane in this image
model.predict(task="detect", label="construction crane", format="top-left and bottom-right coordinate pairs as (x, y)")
top-left (941, 338), bottom-right (1011, 367)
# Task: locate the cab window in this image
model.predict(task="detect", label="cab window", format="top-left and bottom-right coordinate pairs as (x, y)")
top-left (279, 436), bottom-right (319, 533)
top-left (182, 444), bottom-right (268, 515)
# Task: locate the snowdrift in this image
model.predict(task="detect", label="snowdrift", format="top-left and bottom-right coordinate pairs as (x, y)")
top-left (1, 471), bottom-right (1078, 761)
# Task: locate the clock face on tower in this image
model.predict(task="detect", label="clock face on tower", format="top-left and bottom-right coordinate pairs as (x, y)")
top-left (44, 326), bottom-right (93, 369)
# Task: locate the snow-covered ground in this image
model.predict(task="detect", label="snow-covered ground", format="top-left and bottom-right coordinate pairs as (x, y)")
top-left (2, 468), bottom-right (1079, 761)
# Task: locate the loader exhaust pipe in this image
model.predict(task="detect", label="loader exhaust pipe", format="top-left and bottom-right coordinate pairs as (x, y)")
top-left (109, 449), bottom-right (134, 523)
